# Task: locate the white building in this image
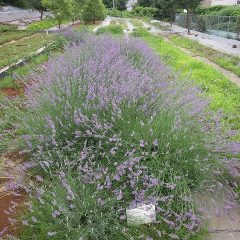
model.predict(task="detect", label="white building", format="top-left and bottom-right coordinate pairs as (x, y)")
top-left (126, 0), bottom-right (137, 10)
top-left (202, 0), bottom-right (240, 6)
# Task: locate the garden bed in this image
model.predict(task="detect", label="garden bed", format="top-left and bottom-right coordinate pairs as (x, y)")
top-left (0, 29), bottom-right (239, 240)
top-left (0, 33), bottom-right (53, 69)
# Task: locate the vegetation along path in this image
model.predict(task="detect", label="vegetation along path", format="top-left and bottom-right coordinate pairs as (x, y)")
top-left (125, 18), bottom-right (240, 240)
top-left (140, 20), bottom-right (240, 87)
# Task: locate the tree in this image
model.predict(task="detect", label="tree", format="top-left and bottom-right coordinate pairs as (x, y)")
top-left (82, 0), bottom-right (106, 24)
top-left (71, 0), bottom-right (86, 22)
top-left (178, 0), bottom-right (202, 34)
top-left (103, 0), bottom-right (112, 8)
top-left (137, 0), bottom-right (153, 7)
top-left (42, 0), bottom-right (72, 29)
top-left (28, 0), bottom-right (47, 20)
top-left (154, 0), bottom-right (178, 25)
top-left (115, 0), bottom-right (127, 16)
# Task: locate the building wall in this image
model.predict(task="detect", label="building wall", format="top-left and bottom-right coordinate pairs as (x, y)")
top-left (201, 0), bottom-right (212, 6)
top-left (201, 0), bottom-right (238, 5)
top-left (211, 0), bottom-right (237, 5)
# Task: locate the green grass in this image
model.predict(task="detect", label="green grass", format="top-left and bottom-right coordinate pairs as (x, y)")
top-left (0, 53), bottom-right (50, 90)
top-left (96, 24), bottom-right (124, 35)
top-left (0, 23), bottom-right (17, 32)
top-left (0, 23), bottom-right (36, 45)
top-left (27, 18), bottom-right (69, 31)
top-left (0, 30), bottom-right (36, 45)
top-left (167, 34), bottom-right (240, 77)
top-left (133, 28), bottom-right (240, 134)
top-left (0, 33), bottom-right (53, 69)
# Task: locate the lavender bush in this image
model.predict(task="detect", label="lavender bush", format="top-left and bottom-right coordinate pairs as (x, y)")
top-left (2, 31), bottom-right (239, 239)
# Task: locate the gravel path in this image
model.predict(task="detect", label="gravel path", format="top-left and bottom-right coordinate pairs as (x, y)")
top-left (0, 6), bottom-right (50, 24)
top-left (151, 20), bottom-right (240, 57)
top-left (93, 17), bottom-right (111, 32)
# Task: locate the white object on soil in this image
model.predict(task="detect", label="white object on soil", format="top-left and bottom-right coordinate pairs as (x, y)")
top-left (126, 204), bottom-right (156, 225)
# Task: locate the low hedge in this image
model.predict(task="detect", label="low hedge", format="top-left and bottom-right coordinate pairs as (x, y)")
top-left (195, 5), bottom-right (240, 17)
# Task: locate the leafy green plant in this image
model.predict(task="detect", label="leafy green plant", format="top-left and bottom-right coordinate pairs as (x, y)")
top-left (96, 25), bottom-right (124, 35)
top-left (5, 31), bottom-right (237, 240)
top-left (27, 18), bottom-right (62, 30)
top-left (82, 0), bottom-right (106, 23)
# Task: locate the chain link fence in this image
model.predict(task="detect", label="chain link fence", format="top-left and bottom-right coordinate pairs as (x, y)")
top-left (175, 14), bottom-right (240, 40)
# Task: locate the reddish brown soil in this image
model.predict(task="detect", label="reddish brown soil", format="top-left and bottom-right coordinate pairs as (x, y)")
top-left (1, 87), bottom-right (23, 98)
top-left (0, 192), bottom-right (25, 237)
top-left (0, 153), bottom-right (27, 237)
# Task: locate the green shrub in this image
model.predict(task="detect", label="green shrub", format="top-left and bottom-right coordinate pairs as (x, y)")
top-left (195, 5), bottom-right (240, 17)
top-left (132, 6), bottom-right (157, 18)
top-left (107, 8), bottom-right (132, 18)
top-left (82, 0), bottom-right (106, 23)
top-left (27, 18), bottom-right (60, 31)
top-left (218, 6), bottom-right (240, 17)
top-left (107, 7), bottom-right (157, 19)
top-left (96, 24), bottom-right (124, 35)
top-left (0, 23), bottom-right (17, 32)
top-left (195, 5), bottom-right (226, 15)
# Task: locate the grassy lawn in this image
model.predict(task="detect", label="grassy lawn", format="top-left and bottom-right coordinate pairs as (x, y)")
top-left (0, 53), bottom-right (51, 90)
top-left (27, 18), bottom-right (71, 31)
top-left (96, 20), bottom-right (125, 35)
top-left (0, 33), bottom-right (53, 69)
top-left (167, 34), bottom-right (240, 77)
top-left (0, 30), bottom-right (36, 45)
top-left (134, 28), bottom-right (240, 134)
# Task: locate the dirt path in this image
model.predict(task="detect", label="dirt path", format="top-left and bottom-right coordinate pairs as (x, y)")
top-left (196, 189), bottom-right (240, 240)
top-left (0, 153), bottom-right (26, 238)
top-left (141, 21), bottom-right (240, 88)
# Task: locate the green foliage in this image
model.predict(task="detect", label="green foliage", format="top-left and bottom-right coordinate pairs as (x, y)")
top-left (195, 5), bottom-right (226, 15)
top-left (96, 24), bottom-right (124, 35)
top-left (0, 53), bottom-right (50, 90)
top-left (154, 0), bottom-right (178, 22)
top-left (178, 0), bottom-right (202, 12)
top-left (218, 6), bottom-right (240, 17)
top-left (195, 5), bottom-right (240, 17)
top-left (0, 30), bottom-right (34, 45)
top-left (82, 0), bottom-right (106, 23)
top-left (27, 0), bottom-right (46, 19)
top-left (0, 23), bottom-right (17, 32)
top-left (20, 176), bottom-right (126, 240)
top-left (132, 6), bottom-right (157, 18)
top-left (0, 33), bottom-right (53, 69)
top-left (107, 8), bottom-right (132, 17)
top-left (42, 0), bottom-right (72, 28)
top-left (137, 0), bottom-right (154, 7)
top-left (115, 0), bottom-right (127, 12)
top-left (103, 0), bottom-right (112, 8)
top-left (71, 0), bottom-right (86, 21)
top-left (2, 0), bottom-right (29, 8)
top-left (27, 18), bottom-right (63, 30)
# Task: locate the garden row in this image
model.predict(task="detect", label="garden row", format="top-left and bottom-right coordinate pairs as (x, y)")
top-left (0, 25), bottom-right (239, 239)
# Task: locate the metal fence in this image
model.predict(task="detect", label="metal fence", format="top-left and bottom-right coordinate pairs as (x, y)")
top-left (175, 14), bottom-right (240, 40)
